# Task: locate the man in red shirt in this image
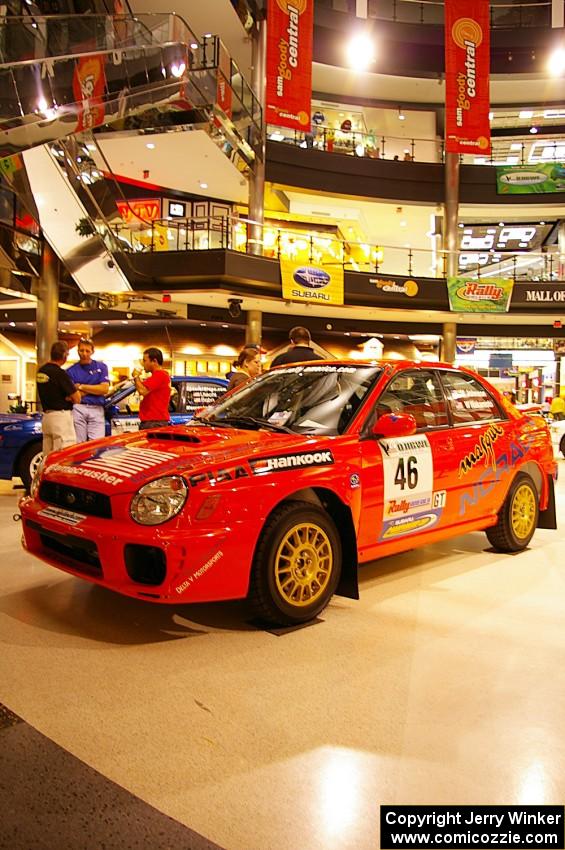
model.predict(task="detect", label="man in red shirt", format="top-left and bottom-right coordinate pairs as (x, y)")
top-left (132, 347), bottom-right (171, 430)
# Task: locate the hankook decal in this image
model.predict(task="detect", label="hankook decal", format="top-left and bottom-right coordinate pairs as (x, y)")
top-left (249, 450), bottom-right (334, 474)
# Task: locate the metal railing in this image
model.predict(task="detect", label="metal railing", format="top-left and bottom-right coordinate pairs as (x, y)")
top-left (317, 0), bottom-right (551, 28)
top-left (109, 214), bottom-right (565, 281)
top-left (267, 124), bottom-right (565, 167)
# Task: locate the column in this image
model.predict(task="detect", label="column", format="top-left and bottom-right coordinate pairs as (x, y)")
top-left (35, 241), bottom-right (59, 369)
top-left (443, 151), bottom-right (460, 280)
top-left (558, 220), bottom-right (565, 279)
top-left (247, 16), bottom-right (266, 257)
top-left (442, 322), bottom-right (457, 364)
top-left (245, 310), bottom-right (262, 347)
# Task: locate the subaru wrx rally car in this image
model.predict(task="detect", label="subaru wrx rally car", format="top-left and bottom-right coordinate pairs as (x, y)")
top-left (20, 361), bottom-right (556, 626)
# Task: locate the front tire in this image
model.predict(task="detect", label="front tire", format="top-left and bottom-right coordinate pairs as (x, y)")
top-left (18, 442), bottom-right (43, 492)
top-left (485, 472), bottom-right (539, 552)
top-left (249, 500), bottom-right (342, 626)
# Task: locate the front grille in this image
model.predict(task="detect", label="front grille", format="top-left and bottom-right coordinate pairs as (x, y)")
top-left (39, 481), bottom-right (112, 519)
top-left (26, 520), bottom-right (102, 577)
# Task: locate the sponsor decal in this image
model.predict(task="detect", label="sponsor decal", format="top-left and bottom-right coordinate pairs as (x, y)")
top-left (250, 450), bottom-right (334, 474)
top-left (456, 338), bottom-right (477, 355)
top-left (445, 2), bottom-right (491, 154)
top-left (49, 445), bottom-right (177, 487)
top-left (382, 512), bottom-right (439, 539)
top-left (175, 550), bottom-right (224, 594)
top-left (369, 278), bottom-right (419, 298)
top-left (37, 506), bottom-right (86, 526)
top-left (349, 473), bottom-right (360, 489)
top-left (458, 423), bottom-right (504, 478)
top-left (459, 432), bottom-right (536, 515)
top-left (49, 463), bottom-right (124, 486)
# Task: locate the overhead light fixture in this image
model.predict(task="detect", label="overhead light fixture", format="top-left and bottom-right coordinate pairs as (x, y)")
top-left (190, 42), bottom-right (198, 49)
top-left (146, 142), bottom-right (155, 149)
top-left (530, 126), bottom-right (539, 134)
top-left (345, 33), bottom-right (376, 71)
top-left (488, 112), bottom-right (494, 120)
top-left (547, 47), bottom-right (565, 76)
top-left (398, 107), bottom-right (405, 120)
top-left (199, 181), bottom-right (208, 189)
top-left (499, 221), bottom-right (505, 226)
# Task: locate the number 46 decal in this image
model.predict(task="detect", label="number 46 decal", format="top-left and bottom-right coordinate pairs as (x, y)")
top-left (394, 455), bottom-right (418, 490)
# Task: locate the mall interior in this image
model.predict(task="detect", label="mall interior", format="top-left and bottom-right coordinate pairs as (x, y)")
top-left (1, 0), bottom-right (565, 848)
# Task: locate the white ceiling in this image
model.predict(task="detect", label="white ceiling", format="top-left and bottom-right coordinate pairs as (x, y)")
top-left (96, 131), bottom-right (249, 204)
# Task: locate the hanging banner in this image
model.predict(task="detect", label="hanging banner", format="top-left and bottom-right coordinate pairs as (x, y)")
top-left (266, 0), bottom-right (313, 132)
top-left (281, 260), bottom-right (344, 305)
top-left (73, 54), bottom-right (106, 132)
top-left (496, 163), bottom-right (565, 194)
top-left (447, 277), bottom-right (514, 312)
top-left (444, 0), bottom-right (491, 155)
top-left (215, 42), bottom-right (233, 122)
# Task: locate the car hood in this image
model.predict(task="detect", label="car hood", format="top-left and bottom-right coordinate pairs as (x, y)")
top-left (41, 425), bottom-right (327, 494)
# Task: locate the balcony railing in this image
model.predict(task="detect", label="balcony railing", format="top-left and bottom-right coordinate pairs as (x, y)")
top-left (110, 214), bottom-right (565, 282)
top-left (317, 0), bottom-right (551, 28)
top-left (267, 124), bottom-right (565, 167)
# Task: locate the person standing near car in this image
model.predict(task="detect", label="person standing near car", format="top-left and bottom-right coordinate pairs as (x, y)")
top-left (550, 395), bottom-right (565, 421)
top-left (36, 341), bottom-right (81, 455)
top-left (133, 347), bottom-right (171, 430)
top-left (67, 337), bottom-right (110, 442)
top-left (227, 346), bottom-right (262, 391)
top-left (270, 326), bottom-right (323, 368)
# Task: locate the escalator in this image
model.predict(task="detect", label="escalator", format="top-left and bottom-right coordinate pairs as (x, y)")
top-left (0, 12), bottom-right (262, 293)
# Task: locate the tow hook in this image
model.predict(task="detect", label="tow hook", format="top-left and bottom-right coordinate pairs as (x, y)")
top-left (13, 513), bottom-right (21, 522)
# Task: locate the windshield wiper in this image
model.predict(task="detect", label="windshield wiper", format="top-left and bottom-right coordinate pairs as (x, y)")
top-left (213, 415), bottom-right (294, 433)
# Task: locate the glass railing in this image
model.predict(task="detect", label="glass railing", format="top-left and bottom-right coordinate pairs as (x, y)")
top-left (0, 15), bottom-right (261, 160)
top-left (317, 0), bottom-right (551, 28)
top-left (267, 124), bottom-right (565, 167)
top-left (109, 214), bottom-right (565, 281)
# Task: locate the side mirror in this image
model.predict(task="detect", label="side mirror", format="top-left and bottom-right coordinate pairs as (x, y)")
top-left (371, 412), bottom-right (417, 439)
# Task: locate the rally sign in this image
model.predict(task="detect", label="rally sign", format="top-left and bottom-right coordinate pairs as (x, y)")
top-left (444, 0), bottom-right (491, 154)
top-left (266, 0), bottom-right (313, 132)
top-left (447, 277), bottom-right (514, 312)
top-left (281, 259), bottom-right (344, 305)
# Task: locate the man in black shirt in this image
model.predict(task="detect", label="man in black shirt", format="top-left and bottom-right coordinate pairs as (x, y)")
top-left (270, 326), bottom-right (324, 368)
top-left (37, 341), bottom-right (81, 455)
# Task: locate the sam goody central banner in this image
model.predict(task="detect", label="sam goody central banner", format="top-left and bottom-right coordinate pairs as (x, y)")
top-left (444, 0), bottom-right (491, 155)
top-left (266, 0), bottom-right (313, 132)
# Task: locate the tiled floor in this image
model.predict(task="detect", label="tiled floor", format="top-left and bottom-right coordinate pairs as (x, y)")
top-left (0, 466), bottom-right (564, 850)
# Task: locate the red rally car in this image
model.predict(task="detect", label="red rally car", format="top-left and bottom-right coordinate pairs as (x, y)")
top-left (20, 360), bottom-right (557, 626)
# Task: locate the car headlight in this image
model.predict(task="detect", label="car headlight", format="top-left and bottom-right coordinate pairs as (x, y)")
top-left (130, 476), bottom-right (188, 525)
top-left (30, 457), bottom-right (45, 498)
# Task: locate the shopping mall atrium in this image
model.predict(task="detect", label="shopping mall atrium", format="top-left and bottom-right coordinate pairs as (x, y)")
top-left (1, 0), bottom-right (565, 847)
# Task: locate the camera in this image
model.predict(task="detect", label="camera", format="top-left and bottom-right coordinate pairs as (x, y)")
top-left (228, 298), bottom-right (243, 318)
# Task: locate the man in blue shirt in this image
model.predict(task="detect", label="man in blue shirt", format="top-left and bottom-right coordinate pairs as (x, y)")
top-left (67, 337), bottom-right (110, 441)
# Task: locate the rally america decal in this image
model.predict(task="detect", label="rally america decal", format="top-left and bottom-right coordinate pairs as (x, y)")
top-left (379, 435), bottom-right (445, 540)
top-left (249, 450), bottom-right (334, 475)
top-left (50, 446), bottom-right (177, 486)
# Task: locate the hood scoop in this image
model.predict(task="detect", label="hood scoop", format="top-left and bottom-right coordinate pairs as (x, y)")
top-left (146, 432), bottom-right (201, 443)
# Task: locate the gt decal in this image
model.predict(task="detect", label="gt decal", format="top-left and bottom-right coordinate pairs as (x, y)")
top-left (458, 423), bottom-right (504, 478)
top-left (380, 435), bottom-right (439, 540)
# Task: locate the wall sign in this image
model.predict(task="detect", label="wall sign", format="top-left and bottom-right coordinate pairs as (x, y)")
top-left (496, 163), bottom-right (565, 195)
top-left (447, 277), bottom-right (514, 312)
top-left (116, 198), bottom-right (161, 222)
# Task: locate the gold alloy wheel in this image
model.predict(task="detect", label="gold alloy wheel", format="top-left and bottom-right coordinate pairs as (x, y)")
top-left (511, 484), bottom-right (536, 540)
top-left (274, 522), bottom-right (333, 607)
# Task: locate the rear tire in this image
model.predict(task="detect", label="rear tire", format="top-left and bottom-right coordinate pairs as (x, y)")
top-left (485, 472), bottom-right (538, 552)
top-left (248, 500), bottom-right (342, 626)
top-left (18, 442), bottom-right (43, 492)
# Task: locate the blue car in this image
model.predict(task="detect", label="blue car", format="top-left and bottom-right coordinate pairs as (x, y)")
top-left (0, 375), bottom-right (227, 490)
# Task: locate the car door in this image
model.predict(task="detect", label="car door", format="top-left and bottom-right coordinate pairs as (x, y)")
top-left (436, 369), bottom-right (511, 523)
top-left (356, 368), bottom-right (455, 559)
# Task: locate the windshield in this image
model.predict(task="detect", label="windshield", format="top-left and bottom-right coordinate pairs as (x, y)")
top-left (198, 364), bottom-right (381, 435)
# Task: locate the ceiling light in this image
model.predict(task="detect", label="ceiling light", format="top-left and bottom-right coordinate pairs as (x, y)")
top-left (499, 221), bottom-right (505, 226)
top-left (199, 181), bottom-right (208, 189)
top-left (519, 110), bottom-right (534, 119)
top-left (547, 48), bottom-right (565, 76)
top-left (398, 107), bottom-right (405, 120)
top-left (190, 42), bottom-right (198, 49)
top-left (540, 220), bottom-right (546, 225)
top-left (530, 126), bottom-right (539, 134)
top-left (146, 142), bottom-right (155, 149)
top-left (204, 33), bottom-right (212, 37)
top-left (170, 62), bottom-right (186, 78)
top-left (345, 34), bottom-right (376, 71)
